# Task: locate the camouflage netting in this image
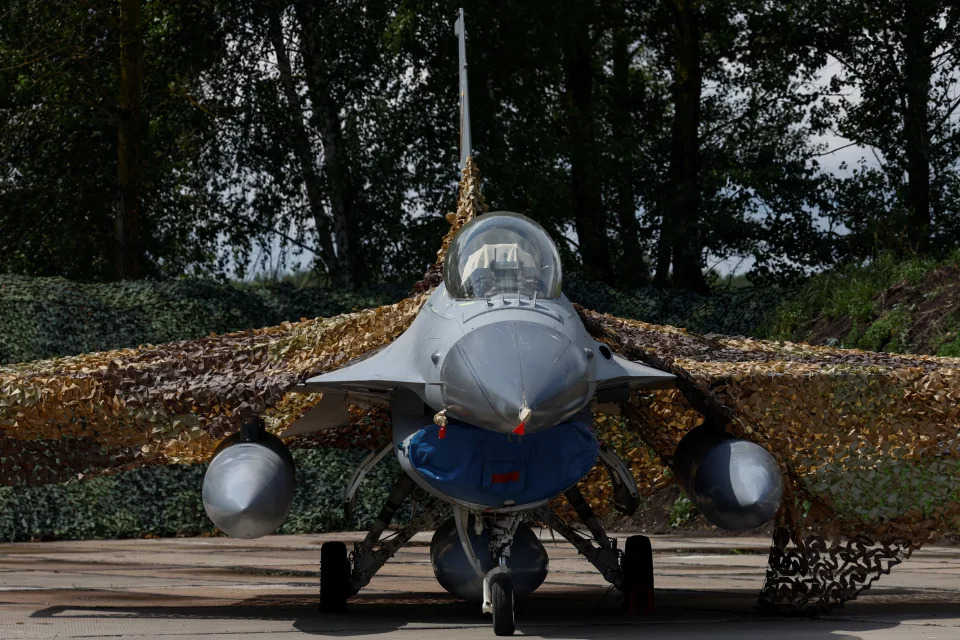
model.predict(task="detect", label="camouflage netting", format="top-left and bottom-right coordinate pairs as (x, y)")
top-left (0, 274), bottom-right (406, 365)
top-left (2, 158), bottom-right (958, 613)
top-left (0, 296), bottom-right (426, 484)
top-left (575, 308), bottom-right (960, 612)
top-left (412, 156), bottom-right (488, 294)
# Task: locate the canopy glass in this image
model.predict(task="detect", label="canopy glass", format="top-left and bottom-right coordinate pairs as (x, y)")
top-left (444, 212), bottom-right (562, 299)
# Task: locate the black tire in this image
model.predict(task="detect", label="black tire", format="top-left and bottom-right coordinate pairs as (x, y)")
top-left (622, 534), bottom-right (654, 614)
top-left (491, 574), bottom-right (515, 636)
top-left (320, 541), bottom-right (350, 613)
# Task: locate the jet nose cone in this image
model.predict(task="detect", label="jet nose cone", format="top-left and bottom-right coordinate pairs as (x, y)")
top-left (440, 320), bottom-right (592, 433)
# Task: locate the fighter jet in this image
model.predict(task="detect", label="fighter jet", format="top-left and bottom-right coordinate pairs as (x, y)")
top-left (200, 9), bottom-right (784, 636)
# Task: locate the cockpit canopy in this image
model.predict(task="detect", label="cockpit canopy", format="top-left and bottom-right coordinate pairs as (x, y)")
top-left (444, 212), bottom-right (563, 299)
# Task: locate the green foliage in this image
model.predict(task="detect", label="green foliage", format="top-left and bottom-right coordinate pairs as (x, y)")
top-left (800, 0), bottom-right (960, 261)
top-left (0, 0), bottom-right (231, 281)
top-left (3, 1), bottom-right (960, 290)
top-left (760, 248), bottom-right (960, 355)
top-left (0, 448), bottom-right (402, 542)
top-left (393, 0), bottom-right (834, 288)
top-left (0, 0), bottom-right (845, 289)
top-left (207, 0), bottom-right (433, 286)
top-left (0, 275), bottom-right (405, 364)
top-left (936, 332), bottom-right (960, 358)
top-left (566, 279), bottom-right (787, 337)
top-left (855, 307), bottom-right (911, 353)
top-left (763, 253), bottom-right (939, 342)
top-left (668, 495), bottom-right (698, 528)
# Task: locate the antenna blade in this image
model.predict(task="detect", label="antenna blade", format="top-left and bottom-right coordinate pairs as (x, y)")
top-left (455, 8), bottom-right (472, 169)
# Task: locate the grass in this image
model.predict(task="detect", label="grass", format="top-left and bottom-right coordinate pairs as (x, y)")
top-left (854, 306), bottom-right (912, 352)
top-left (763, 252), bottom-right (944, 343)
top-left (669, 495), bottom-right (699, 528)
top-left (933, 317), bottom-right (960, 357)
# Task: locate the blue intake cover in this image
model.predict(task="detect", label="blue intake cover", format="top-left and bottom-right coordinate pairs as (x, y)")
top-left (407, 419), bottom-right (598, 508)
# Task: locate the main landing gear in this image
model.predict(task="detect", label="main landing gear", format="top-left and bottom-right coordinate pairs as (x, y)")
top-left (533, 486), bottom-right (655, 615)
top-left (319, 448), bottom-right (655, 634)
top-left (319, 472), bottom-right (448, 613)
top-left (319, 541), bottom-right (350, 613)
top-left (622, 534), bottom-right (655, 614)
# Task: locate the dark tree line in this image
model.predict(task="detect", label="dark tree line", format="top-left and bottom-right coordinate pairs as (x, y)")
top-left (1, 0), bottom-right (959, 289)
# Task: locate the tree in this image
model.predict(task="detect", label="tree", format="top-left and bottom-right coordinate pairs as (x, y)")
top-left (657, 0), bottom-right (708, 291)
top-left (115, 0), bottom-right (144, 279)
top-left (209, 0), bottom-right (425, 287)
top-left (805, 0), bottom-right (960, 259)
top-left (639, 0), bottom-right (829, 288)
top-left (8, 0), bottom-right (947, 292)
top-left (0, 0), bottom-right (230, 281)
top-left (558, 1), bottom-right (617, 283)
top-left (604, 0), bottom-right (651, 287)
top-left (389, 1), bottom-right (655, 285)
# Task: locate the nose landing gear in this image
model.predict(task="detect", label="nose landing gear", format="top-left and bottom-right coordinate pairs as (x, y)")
top-left (454, 507), bottom-right (523, 636)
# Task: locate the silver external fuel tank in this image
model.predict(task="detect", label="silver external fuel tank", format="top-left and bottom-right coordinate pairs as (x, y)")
top-left (430, 517), bottom-right (548, 601)
top-left (672, 425), bottom-right (783, 531)
top-left (202, 430), bottom-right (296, 539)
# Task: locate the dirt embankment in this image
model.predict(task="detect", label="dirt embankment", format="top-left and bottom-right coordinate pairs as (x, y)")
top-left (617, 264), bottom-right (960, 537)
top-left (805, 264), bottom-right (960, 355)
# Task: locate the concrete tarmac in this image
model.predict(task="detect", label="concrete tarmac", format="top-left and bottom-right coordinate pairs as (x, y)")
top-left (0, 532), bottom-right (958, 639)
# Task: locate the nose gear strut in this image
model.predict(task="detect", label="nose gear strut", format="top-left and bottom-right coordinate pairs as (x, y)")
top-left (453, 506), bottom-right (522, 636)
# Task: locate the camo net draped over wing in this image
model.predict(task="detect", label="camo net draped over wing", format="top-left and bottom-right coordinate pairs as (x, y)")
top-left (577, 307), bottom-right (959, 612)
top-left (2, 280), bottom-right (960, 612)
top-left (0, 295), bottom-right (427, 485)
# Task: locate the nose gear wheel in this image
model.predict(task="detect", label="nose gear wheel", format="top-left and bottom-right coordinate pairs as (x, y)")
top-left (491, 573), bottom-right (515, 636)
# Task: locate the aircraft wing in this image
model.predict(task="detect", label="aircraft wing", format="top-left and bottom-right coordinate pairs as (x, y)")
top-left (279, 392), bottom-right (351, 437)
top-left (280, 334), bottom-right (426, 437)
top-left (294, 334), bottom-right (424, 396)
top-left (593, 350), bottom-right (676, 394)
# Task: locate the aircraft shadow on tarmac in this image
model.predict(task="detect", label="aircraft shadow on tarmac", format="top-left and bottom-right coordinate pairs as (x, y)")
top-left (27, 587), bottom-right (953, 639)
